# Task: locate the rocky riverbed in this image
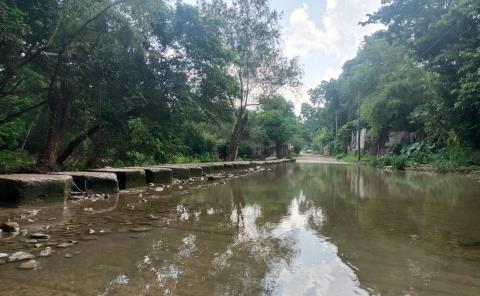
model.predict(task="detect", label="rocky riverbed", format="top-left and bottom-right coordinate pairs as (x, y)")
top-left (0, 164), bottom-right (273, 272)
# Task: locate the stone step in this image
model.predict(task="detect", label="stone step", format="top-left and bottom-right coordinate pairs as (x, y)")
top-left (89, 168), bottom-right (146, 189)
top-left (157, 165), bottom-right (192, 179)
top-left (125, 167), bottom-right (173, 184)
top-left (0, 174), bottom-right (72, 206)
top-left (49, 172), bottom-right (119, 193)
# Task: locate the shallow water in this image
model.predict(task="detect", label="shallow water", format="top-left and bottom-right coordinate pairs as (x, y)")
top-left (0, 163), bottom-right (480, 295)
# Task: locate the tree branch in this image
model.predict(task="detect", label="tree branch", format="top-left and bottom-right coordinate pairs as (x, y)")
top-left (0, 100), bottom-right (47, 125)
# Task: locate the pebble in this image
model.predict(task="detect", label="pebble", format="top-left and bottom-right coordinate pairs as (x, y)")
top-left (39, 247), bottom-right (53, 257)
top-left (0, 252), bottom-right (9, 259)
top-left (18, 259), bottom-right (37, 269)
top-left (56, 242), bottom-right (74, 248)
top-left (30, 233), bottom-right (50, 240)
top-left (64, 253), bottom-right (73, 258)
top-left (22, 239), bottom-right (38, 244)
top-left (80, 235), bottom-right (99, 241)
top-left (129, 227), bottom-right (153, 232)
top-left (1, 222), bottom-right (19, 233)
top-left (155, 187), bottom-right (164, 192)
top-left (8, 251), bottom-right (35, 262)
top-left (147, 214), bottom-right (160, 220)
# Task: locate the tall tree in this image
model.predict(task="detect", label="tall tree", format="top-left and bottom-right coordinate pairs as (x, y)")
top-left (201, 0), bottom-right (301, 160)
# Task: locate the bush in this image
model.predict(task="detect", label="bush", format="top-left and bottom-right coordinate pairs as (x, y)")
top-left (0, 150), bottom-right (35, 172)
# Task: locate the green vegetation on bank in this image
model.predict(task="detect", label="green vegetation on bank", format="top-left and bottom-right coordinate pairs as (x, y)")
top-left (338, 142), bottom-right (480, 172)
top-left (0, 0), bottom-right (302, 172)
top-left (302, 0), bottom-right (480, 171)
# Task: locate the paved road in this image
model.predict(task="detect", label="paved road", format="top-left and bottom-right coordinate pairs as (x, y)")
top-left (295, 154), bottom-right (349, 164)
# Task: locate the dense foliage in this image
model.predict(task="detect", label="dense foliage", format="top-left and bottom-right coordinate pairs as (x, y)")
top-left (302, 0), bottom-right (480, 169)
top-left (0, 0), bottom-right (301, 172)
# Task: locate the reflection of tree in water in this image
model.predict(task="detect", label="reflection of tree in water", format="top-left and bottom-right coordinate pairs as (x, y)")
top-left (94, 164), bottom-right (480, 295)
top-left (299, 163), bottom-right (480, 295)
top-left (230, 181), bottom-right (246, 234)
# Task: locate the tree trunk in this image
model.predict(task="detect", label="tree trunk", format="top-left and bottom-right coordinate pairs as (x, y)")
top-left (36, 93), bottom-right (72, 170)
top-left (275, 141), bottom-right (283, 158)
top-left (57, 124), bottom-right (101, 165)
top-left (226, 112), bottom-right (247, 161)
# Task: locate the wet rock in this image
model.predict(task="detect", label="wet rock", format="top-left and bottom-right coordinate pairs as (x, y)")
top-left (207, 175), bottom-right (222, 181)
top-left (18, 259), bottom-right (37, 269)
top-left (79, 235), bottom-right (98, 241)
top-left (56, 242), bottom-right (74, 248)
top-left (147, 214), bottom-right (160, 220)
top-left (64, 253), bottom-right (73, 258)
top-left (30, 233), bottom-right (49, 240)
top-left (1, 222), bottom-right (19, 233)
top-left (98, 229), bottom-right (111, 235)
top-left (39, 247), bottom-right (53, 257)
top-left (8, 251), bottom-right (35, 262)
top-left (34, 243), bottom-right (43, 248)
top-left (0, 174), bottom-right (72, 205)
top-left (87, 229), bottom-right (96, 235)
top-left (129, 226), bottom-right (153, 232)
top-left (155, 187), bottom-right (164, 192)
top-left (0, 252), bottom-right (8, 259)
top-left (22, 239), bottom-right (38, 244)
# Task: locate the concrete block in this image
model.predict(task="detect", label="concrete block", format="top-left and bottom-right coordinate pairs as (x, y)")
top-left (50, 172), bottom-right (119, 193)
top-left (89, 168), bottom-right (146, 189)
top-left (0, 174), bottom-right (72, 205)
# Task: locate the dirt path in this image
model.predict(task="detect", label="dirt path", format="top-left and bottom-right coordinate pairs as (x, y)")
top-left (295, 154), bottom-right (349, 164)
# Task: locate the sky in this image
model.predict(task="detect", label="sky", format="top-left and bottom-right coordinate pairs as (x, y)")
top-left (184, 0), bottom-right (384, 112)
top-left (274, 0), bottom-right (384, 112)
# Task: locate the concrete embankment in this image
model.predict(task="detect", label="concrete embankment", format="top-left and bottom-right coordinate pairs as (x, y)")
top-left (0, 159), bottom-right (295, 206)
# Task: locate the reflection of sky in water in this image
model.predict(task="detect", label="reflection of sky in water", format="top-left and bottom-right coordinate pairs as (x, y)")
top-left (266, 192), bottom-right (368, 296)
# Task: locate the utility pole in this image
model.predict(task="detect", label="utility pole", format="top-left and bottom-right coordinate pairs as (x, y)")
top-left (357, 93), bottom-right (361, 161)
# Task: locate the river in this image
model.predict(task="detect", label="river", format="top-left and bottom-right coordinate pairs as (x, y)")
top-left (0, 159), bottom-right (479, 295)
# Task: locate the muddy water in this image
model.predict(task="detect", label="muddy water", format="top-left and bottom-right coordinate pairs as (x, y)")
top-left (0, 163), bottom-right (480, 295)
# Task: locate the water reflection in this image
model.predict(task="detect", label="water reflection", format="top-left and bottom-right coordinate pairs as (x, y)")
top-left (0, 164), bottom-right (479, 295)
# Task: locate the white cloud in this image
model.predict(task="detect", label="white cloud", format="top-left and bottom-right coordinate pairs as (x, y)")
top-left (283, 0), bottom-right (384, 62)
top-left (321, 66), bottom-right (342, 82)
